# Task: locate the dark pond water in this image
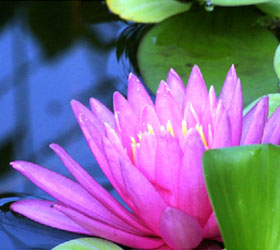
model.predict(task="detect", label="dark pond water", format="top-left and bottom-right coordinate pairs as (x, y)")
top-left (0, 1), bottom-right (148, 248)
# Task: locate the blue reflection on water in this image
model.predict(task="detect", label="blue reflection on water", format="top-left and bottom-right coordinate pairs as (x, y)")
top-left (0, 7), bottom-right (134, 248)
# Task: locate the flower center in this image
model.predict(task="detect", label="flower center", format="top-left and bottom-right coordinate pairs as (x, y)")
top-left (130, 120), bottom-right (209, 164)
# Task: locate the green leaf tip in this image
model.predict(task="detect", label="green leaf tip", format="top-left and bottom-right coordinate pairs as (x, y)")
top-left (52, 237), bottom-right (123, 250)
top-left (203, 144), bottom-right (280, 250)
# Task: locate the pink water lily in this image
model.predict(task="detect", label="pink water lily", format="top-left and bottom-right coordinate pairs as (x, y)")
top-left (10, 65), bottom-right (279, 249)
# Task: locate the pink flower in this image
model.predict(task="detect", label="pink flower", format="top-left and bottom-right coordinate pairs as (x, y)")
top-left (11, 65), bottom-right (278, 249)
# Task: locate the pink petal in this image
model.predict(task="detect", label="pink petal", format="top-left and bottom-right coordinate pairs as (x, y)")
top-left (10, 161), bottom-right (141, 234)
top-left (120, 159), bottom-right (167, 234)
top-left (50, 143), bottom-right (151, 234)
top-left (135, 132), bottom-right (156, 183)
top-left (178, 129), bottom-right (212, 226)
top-left (220, 66), bottom-right (243, 146)
top-left (71, 100), bottom-right (104, 136)
top-left (55, 204), bottom-right (164, 249)
top-left (155, 80), bottom-right (183, 137)
top-left (262, 105), bottom-right (280, 144)
top-left (11, 200), bottom-right (90, 235)
top-left (71, 105), bottom-right (115, 189)
top-left (113, 92), bottom-right (139, 158)
top-left (211, 100), bottom-right (232, 148)
top-left (89, 98), bottom-right (115, 128)
top-left (154, 132), bottom-right (182, 206)
top-left (219, 65), bottom-right (238, 105)
top-left (127, 73), bottom-right (154, 117)
top-left (159, 207), bottom-right (203, 250)
top-left (183, 101), bottom-right (199, 131)
top-left (140, 105), bottom-right (161, 135)
top-left (203, 212), bottom-right (221, 239)
top-left (102, 136), bottom-right (133, 208)
top-left (241, 96), bottom-right (269, 145)
top-left (184, 65), bottom-right (208, 118)
top-left (167, 68), bottom-right (185, 107)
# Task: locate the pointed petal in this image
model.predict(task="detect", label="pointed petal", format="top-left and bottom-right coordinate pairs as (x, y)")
top-left (220, 66), bottom-right (243, 146)
top-left (211, 100), bottom-right (232, 148)
top-left (167, 68), bottom-right (185, 107)
top-left (203, 212), bottom-right (221, 239)
top-left (178, 129), bottom-right (212, 226)
top-left (71, 100), bottom-right (104, 135)
top-left (262, 105), bottom-right (280, 144)
top-left (219, 65), bottom-right (238, 105)
top-left (160, 207), bottom-right (203, 250)
top-left (55, 204), bottom-right (164, 249)
top-left (113, 92), bottom-right (139, 158)
top-left (50, 143), bottom-right (150, 234)
top-left (71, 100), bottom-right (111, 180)
top-left (140, 105), bottom-right (161, 135)
top-left (127, 73), bottom-right (154, 117)
top-left (135, 132), bottom-right (156, 183)
top-left (155, 132), bottom-right (182, 205)
top-left (184, 65), bottom-right (208, 117)
top-left (121, 159), bottom-right (167, 235)
top-left (155, 80), bottom-right (183, 137)
top-left (10, 161), bottom-right (140, 234)
top-left (241, 97), bottom-right (268, 145)
top-left (89, 98), bottom-right (115, 128)
top-left (11, 200), bottom-right (90, 235)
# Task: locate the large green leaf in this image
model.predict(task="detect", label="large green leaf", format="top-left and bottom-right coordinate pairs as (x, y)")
top-left (203, 144), bottom-right (280, 249)
top-left (52, 237), bottom-right (123, 250)
top-left (243, 93), bottom-right (280, 116)
top-left (138, 7), bottom-right (279, 106)
top-left (106, 0), bottom-right (191, 23)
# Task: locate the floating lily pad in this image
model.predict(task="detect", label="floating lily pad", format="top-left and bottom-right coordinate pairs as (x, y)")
top-left (244, 93), bottom-right (280, 116)
top-left (138, 7), bottom-right (279, 106)
top-left (106, 0), bottom-right (191, 23)
top-left (203, 144), bottom-right (280, 249)
top-left (53, 237), bottom-right (123, 250)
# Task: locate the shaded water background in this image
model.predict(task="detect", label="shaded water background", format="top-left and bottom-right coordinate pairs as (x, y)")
top-left (0, 1), bottom-right (146, 248)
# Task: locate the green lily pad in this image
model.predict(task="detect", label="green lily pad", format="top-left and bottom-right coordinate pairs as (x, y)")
top-left (274, 44), bottom-right (280, 79)
top-left (52, 237), bottom-right (123, 250)
top-left (106, 0), bottom-right (191, 23)
top-left (244, 93), bottom-right (280, 116)
top-left (138, 7), bottom-right (279, 106)
top-left (257, 0), bottom-right (280, 17)
top-left (205, 0), bottom-right (270, 6)
top-left (203, 144), bottom-right (280, 249)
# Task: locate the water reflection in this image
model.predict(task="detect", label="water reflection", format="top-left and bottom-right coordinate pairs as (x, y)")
top-left (0, 1), bottom-right (145, 248)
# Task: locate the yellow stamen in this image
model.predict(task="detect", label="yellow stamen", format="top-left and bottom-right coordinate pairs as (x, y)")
top-left (182, 120), bottom-right (187, 136)
top-left (137, 133), bottom-right (142, 142)
top-left (166, 120), bottom-right (175, 137)
top-left (131, 136), bottom-right (137, 164)
top-left (195, 124), bottom-right (208, 148)
top-left (147, 123), bottom-right (155, 135)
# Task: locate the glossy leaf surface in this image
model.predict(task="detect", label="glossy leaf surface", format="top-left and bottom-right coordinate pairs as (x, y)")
top-left (203, 144), bottom-right (280, 249)
top-left (106, 0), bottom-right (191, 23)
top-left (138, 7), bottom-right (279, 106)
